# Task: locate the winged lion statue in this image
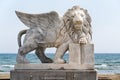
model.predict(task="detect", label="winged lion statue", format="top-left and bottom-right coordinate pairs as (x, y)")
top-left (16, 6), bottom-right (92, 64)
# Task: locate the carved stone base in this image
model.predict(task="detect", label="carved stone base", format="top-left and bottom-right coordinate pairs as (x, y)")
top-left (14, 63), bottom-right (94, 70)
top-left (10, 69), bottom-right (97, 80)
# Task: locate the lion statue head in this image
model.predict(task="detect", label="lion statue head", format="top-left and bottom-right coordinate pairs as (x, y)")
top-left (63, 6), bottom-right (92, 44)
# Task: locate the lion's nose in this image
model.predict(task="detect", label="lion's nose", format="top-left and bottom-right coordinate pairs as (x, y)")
top-left (76, 21), bottom-right (82, 24)
top-left (74, 21), bottom-right (82, 25)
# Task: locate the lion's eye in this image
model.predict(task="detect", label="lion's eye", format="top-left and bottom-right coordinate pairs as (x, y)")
top-left (81, 14), bottom-right (84, 17)
top-left (84, 24), bottom-right (87, 27)
top-left (67, 19), bottom-right (70, 21)
top-left (71, 15), bottom-right (74, 17)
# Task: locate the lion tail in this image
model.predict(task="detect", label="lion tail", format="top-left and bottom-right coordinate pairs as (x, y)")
top-left (18, 29), bottom-right (27, 47)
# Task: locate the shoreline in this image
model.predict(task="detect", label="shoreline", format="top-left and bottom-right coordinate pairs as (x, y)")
top-left (98, 74), bottom-right (120, 80)
top-left (0, 72), bottom-right (10, 79)
top-left (0, 72), bottom-right (120, 80)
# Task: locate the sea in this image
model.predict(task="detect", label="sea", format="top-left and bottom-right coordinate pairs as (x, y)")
top-left (0, 53), bottom-right (120, 74)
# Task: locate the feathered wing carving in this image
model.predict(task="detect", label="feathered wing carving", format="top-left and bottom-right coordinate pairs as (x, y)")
top-left (15, 11), bottom-right (62, 30)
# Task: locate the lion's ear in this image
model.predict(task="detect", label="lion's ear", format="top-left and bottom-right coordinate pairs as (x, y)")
top-left (83, 9), bottom-right (92, 24)
top-left (84, 9), bottom-right (88, 14)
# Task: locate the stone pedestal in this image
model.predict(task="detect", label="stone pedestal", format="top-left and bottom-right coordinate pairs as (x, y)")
top-left (11, 43), bottom-right (97, 80)
top-left (11, 69), bottom-right (97, 80)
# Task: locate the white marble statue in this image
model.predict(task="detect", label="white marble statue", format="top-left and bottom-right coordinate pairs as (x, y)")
top-left (16, 6), bottom-right (92, 64)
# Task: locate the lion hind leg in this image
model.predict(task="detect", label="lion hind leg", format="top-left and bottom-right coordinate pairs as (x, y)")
top-left (16, 42), bottom-right (38, 63)
top-left (35, 47), bottom-right (53, 63)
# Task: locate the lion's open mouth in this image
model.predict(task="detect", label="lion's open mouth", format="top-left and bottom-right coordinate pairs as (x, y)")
top-left (73, 25), bottom-right (82, 31)
top-left (73, 21), bottom-right (82, 30)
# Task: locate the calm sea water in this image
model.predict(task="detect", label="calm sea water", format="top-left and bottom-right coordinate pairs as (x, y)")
top-left (0, 53), bottom-right (120, 74)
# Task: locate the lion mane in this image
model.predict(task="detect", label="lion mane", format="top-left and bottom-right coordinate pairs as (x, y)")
top-left (62, 6), bottom-right (92, 44)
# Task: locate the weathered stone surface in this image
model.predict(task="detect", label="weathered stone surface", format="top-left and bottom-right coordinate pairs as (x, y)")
top-left (14, 63), bottom-right (94, 70)
top-left (69, 43), bottom-right (94, 68)
top-left (81, 44), bottom-right (94, 65)
top-left (69, 43), bottom-right (81, 64)
top-left (16, 6), bottom-right (93, 64)
top-left (12, 5), bottom-right (97, 80)
top-left (11, 69), bottom-right (97, 80)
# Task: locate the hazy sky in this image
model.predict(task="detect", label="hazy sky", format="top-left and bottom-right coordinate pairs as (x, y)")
top-left (0, 0), bottom-right (120, 53)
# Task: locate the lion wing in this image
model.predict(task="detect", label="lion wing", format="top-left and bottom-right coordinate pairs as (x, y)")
top-left (15, 11), bottom-right (62, 30)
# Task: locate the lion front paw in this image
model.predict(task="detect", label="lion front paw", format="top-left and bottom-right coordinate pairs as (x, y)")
top-left (79, 37), bottom-right (87, 44)
top-left (54, 58), bottom-right (66, 64)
